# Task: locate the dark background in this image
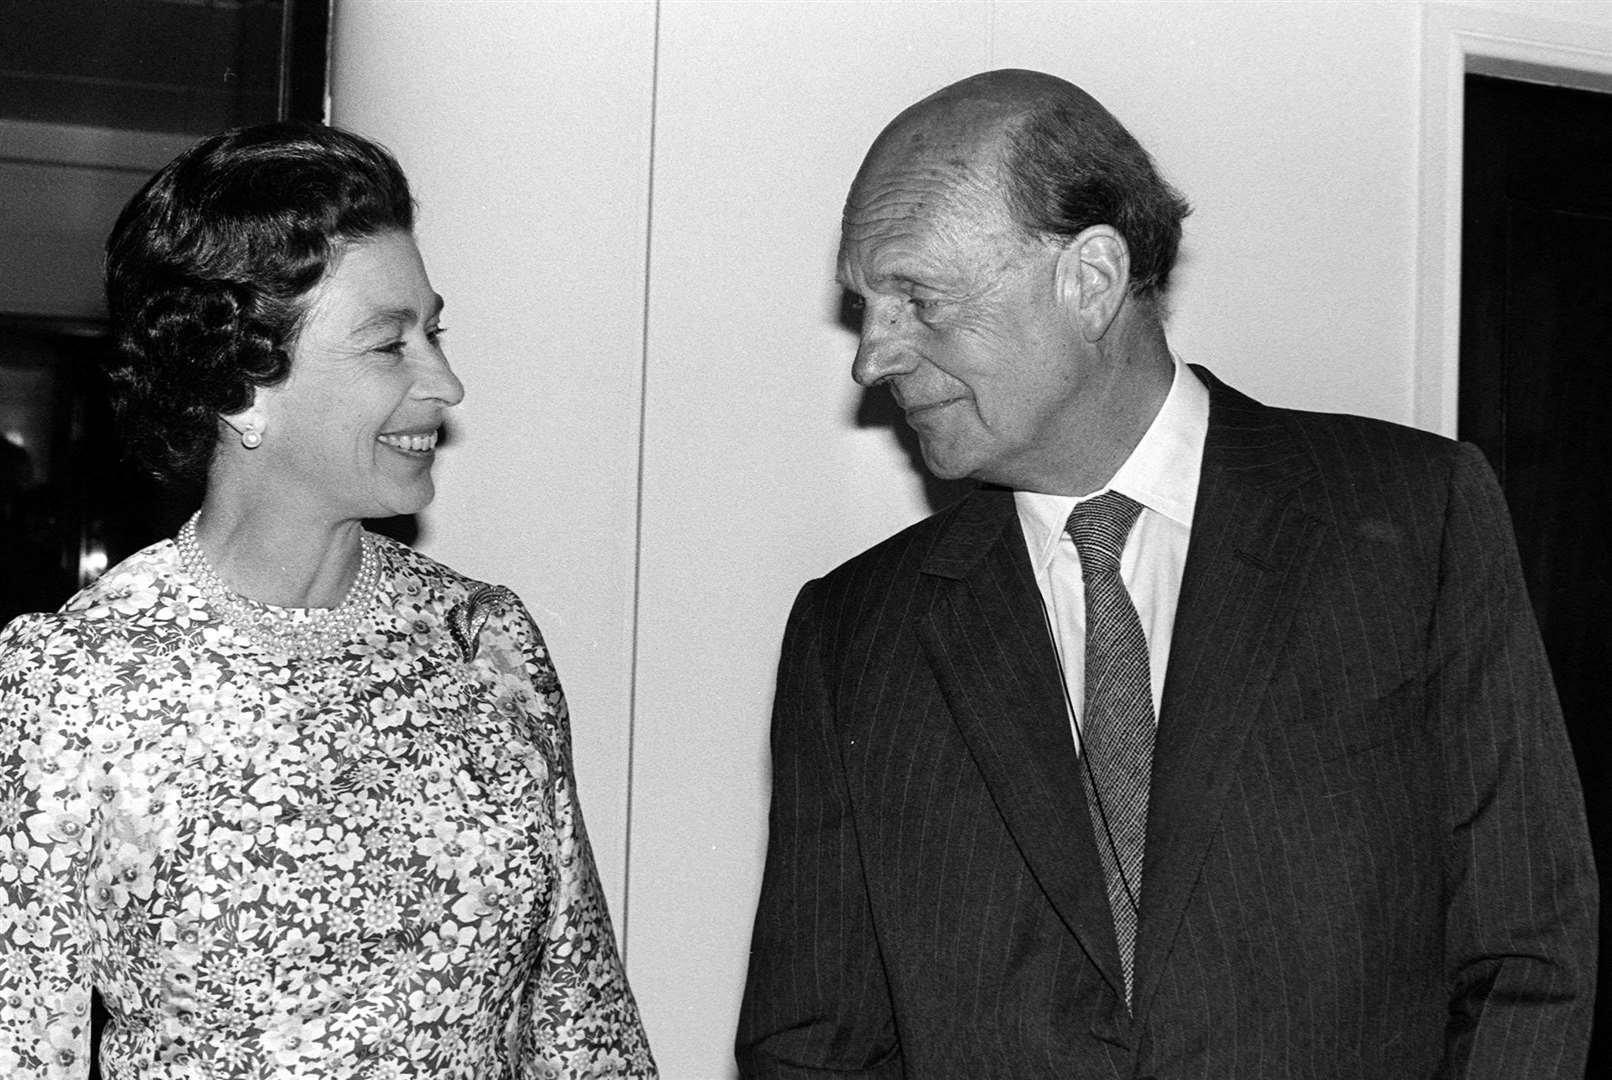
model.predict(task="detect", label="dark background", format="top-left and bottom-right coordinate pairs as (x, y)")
top-left (0, 0), bottom-right (328, 629)
top-left (1460, 72), bottom-right (1612, 1075)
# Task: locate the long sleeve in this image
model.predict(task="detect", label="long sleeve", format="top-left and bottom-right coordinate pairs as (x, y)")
top-left (736, 582), bottom-right (902, 1079)
top-left (501, 607), bottom-right (655, 1079)
top-left (1434, 443), bottom-right (1599, 1077)
top-left (0, 615), bottom-right (98, 1079)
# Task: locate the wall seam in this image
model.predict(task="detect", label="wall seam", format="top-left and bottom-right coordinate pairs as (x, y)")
top-left (621, 0), bottom-right (663, 967)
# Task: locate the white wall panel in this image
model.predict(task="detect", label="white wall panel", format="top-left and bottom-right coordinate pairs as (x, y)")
top-left (995, 0), bottom-right (1421, 421)
top-left (329, 0), bottom-right (657, 933)
top-left (626, 4), bottom-right (989, 1073)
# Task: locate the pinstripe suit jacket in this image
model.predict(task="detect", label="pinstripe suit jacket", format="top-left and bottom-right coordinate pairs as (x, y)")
top-left (736, 371), bottom-right (1598, 1079)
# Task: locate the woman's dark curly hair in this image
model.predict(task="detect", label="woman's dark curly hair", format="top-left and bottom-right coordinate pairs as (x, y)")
top-left (103, 121), bottom-right (415, 484)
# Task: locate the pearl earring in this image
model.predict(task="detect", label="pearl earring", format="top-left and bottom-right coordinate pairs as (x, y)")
top-left (241, 427), bottom-right (262, 449)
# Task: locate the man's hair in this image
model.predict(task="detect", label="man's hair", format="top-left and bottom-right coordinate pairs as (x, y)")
top-left (103, 121), bottom-right (415, 484)
top-left (999, 99), bottom-right (1191, 297)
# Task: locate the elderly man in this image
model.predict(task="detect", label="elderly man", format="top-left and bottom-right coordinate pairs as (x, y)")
top-left (737, 70), bottom-right (1597, 1078)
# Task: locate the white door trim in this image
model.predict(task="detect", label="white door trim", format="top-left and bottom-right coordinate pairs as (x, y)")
top-left (1417, 3), bottom-right (1612, 437)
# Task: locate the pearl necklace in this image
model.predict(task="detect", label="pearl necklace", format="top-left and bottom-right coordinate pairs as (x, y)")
top-left (175, 513), bottom-right (381, 659)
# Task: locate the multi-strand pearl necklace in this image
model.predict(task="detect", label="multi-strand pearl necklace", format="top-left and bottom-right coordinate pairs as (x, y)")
top-left (175, 512), bottom-right (381, 660)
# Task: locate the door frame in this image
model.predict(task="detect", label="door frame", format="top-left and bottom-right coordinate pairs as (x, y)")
top-left (1417, 3), bottom-right (1612, 437)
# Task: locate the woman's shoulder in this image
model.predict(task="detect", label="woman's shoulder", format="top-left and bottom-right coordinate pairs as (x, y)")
top-left (369, 535), bottom-right (559, 677)
top-left (1, 538), bottom-right (184, 661)
top-left (64, 538), bottom-right (183, 613)
top-left (375, 533), bottom-right (483, 599)
top-left (373, 533), bottom-right (537, 619)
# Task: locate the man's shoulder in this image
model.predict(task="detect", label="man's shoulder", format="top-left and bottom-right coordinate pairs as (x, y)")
top-left (821, 499), bottom-right (964, 579)
top-left (1282, 406), bottom-right (1492, 510)
top-left (810, 487), bottom-right (1010, 591)
top-left (1203, 369), bottom-right (1468, 473)
top-left (1282, 402), bottom-right (1455, 452)
top-left (1202, 374), bottom-right (1501, 546)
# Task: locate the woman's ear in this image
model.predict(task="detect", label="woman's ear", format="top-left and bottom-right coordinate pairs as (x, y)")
top-left (220, 396), bottom-right (266, 450)
top-left (1054, 224), bottom-right (1131, 343)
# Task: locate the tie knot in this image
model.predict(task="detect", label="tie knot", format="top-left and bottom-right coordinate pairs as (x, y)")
top-left (1066, 490), bottom-right (1144, 576)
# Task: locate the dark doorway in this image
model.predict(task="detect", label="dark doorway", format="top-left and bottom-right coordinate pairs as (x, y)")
top-left (0, 317), bottom-right (195, 627)
top-left (1460, 71), bottom-right (1612, 1075)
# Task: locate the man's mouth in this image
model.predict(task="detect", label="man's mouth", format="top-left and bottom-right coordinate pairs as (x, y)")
top-left (903, 398), bottom-right (962, 421)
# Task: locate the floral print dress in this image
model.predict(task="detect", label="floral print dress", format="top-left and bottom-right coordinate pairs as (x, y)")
top-left (0, 536), bottom-right (655, 1078)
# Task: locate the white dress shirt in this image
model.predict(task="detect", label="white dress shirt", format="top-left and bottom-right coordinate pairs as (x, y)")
top-left (1014, 360), bottom-right (1209, 743)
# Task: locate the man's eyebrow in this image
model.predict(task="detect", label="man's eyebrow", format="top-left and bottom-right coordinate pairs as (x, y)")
top-left (857, 272), bottom-right (934, 293)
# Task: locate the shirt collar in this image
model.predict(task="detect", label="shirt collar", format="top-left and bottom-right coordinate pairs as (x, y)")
top-left (1014, 358), bottom-right (1209, 566)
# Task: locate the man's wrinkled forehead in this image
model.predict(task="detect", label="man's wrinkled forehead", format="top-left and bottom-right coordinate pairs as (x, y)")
top-left (839, 111), bottom-right (1013, 265)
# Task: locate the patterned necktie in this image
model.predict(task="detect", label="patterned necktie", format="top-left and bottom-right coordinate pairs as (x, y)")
top-left (1067, 490), bottom-right (1154, 1006)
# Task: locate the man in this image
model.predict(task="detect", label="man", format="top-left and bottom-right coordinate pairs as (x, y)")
top-left (737, 69), bottom-right (1597, 1078)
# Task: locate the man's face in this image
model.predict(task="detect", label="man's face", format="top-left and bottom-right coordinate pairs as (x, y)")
top-left (836, 133), bottom-right (1089, 492)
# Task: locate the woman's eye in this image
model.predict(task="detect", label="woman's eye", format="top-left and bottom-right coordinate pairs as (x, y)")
top-left (376, 340), bottom-right (405, 355)
top-left (427, 326), bottom-right (447, 345)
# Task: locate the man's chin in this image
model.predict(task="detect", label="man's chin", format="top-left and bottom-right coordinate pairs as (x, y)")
top-left (918, 448), bottom-right (975, 483)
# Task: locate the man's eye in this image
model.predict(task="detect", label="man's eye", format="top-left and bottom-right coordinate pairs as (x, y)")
top-left (376, 341), bottom-right (405, 355)
top-left (839, 291), bottom-right (866, 330)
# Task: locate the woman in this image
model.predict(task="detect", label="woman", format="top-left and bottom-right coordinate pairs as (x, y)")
top-left (0, 123), bottom-right (655, 1077)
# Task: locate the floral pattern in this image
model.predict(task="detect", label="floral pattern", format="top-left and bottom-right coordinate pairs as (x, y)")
top-left (0, 536), bottom-right (655, 1078)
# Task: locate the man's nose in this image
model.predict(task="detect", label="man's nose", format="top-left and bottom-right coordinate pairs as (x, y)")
top-left (851, 300), bottom-right (917, 388)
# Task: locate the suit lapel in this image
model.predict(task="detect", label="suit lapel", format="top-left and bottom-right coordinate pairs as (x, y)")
top-left (909, 372), bottom-right (1326, 1012)
top-left (916, 488), bottom-right (1128, 999)
top-left (1132, 370), bottom-right (1324, 1014)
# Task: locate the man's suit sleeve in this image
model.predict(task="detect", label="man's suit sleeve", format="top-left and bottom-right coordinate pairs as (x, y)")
top-left (1436, 442), bottom-right (1599, 1078)
top-left (736, 580), bottom-right (903, 1079)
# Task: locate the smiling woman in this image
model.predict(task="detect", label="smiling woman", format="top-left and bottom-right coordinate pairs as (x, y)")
top-left (229, 230), bottom-right (463, 531)
top-left (0, 123), bottom-right (654, 1078)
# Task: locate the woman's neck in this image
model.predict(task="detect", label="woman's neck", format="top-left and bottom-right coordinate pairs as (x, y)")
top-left (189, 501), bottom-right (367, 609)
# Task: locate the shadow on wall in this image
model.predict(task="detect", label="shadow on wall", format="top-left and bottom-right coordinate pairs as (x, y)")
top-left (855, 388), bottom-right (976, 515)
top-left (366, 514), bottom-right (420, 547)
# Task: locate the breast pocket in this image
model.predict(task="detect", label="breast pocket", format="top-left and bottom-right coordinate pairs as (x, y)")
top-left (1259, 667), bottom-right (1428, 768)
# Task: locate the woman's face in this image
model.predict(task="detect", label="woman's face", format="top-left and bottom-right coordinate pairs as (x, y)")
top-left (244, 229), bottom-right (464, 523)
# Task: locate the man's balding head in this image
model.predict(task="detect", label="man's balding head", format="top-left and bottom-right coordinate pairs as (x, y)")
top-left (855, 69), bottom-right (1190, 299)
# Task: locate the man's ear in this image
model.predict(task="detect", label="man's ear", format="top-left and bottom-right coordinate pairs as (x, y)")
top-left (1054, 225), bottom-right (1131, 343)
